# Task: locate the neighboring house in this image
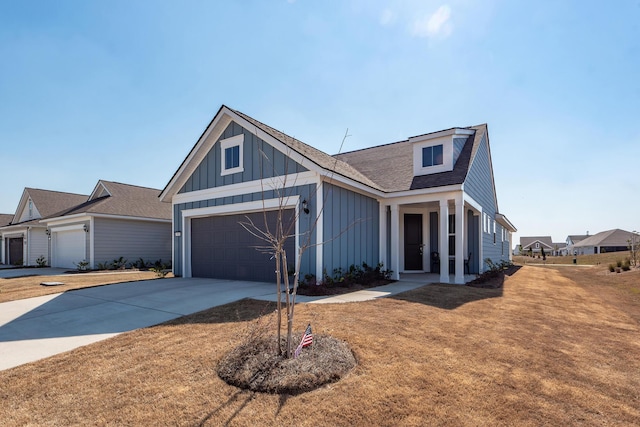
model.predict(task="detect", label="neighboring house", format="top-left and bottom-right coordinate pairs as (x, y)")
top-left (39, 180), bottom-right (172, 269)
top-left (519, 236), bottom-right (554, 256)
top-left (0, 189), bottom-right (88, 266)
top-left (160, 105), bottom-right (516, 284)
top-left (552, 242), bottom-right (567, 256)
top-left (566, 234), bottom-right (589, 256)
top-left (573, 229), bottom-right (636, 255)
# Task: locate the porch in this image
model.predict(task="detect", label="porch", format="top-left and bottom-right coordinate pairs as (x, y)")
top-left (379, 194), bottom-right (484, 284)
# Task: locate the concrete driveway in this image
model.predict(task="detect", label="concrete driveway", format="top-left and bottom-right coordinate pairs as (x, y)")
top-left (0, 277), bottom-right (275, 371)
top-left (0, 275), bottom-right (431, 371)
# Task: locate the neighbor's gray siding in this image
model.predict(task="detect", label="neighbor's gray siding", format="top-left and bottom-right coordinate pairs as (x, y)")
top-left (322, 183), bottom-right (379, 277)
top-left (173, 184), bottom-right (317, 278)
top-left (463, 132), bottom-right (508, 268)
top-left (453, 137), bottom-right (467, 165)
top-left (93, 218), bottom-right (171, 268)
top-left (28, 229), bottom-right (48, 266)
top-left (179, 121), bottom-right (308, 194)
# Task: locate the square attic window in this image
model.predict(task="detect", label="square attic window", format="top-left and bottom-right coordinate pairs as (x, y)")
top-left (220, 134), bottom-right (244, 176)
top-left (422, 144), bottom-right (443, 167)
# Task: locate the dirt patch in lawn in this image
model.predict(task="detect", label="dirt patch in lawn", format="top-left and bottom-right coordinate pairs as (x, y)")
top-left (1, 266), bottom-right (639, 426)
top-left (0, 270), bottom-right (169, 303)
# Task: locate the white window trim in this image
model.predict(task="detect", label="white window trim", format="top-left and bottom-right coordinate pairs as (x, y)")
top-left (220, 134), bottom-right (244, 176)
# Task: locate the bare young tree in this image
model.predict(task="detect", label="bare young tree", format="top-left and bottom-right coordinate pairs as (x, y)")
top-left (240, 130), bottom-right (353, 358)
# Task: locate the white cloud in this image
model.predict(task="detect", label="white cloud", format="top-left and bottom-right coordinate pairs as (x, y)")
top-left (411, 5), bottom-right (453, 39)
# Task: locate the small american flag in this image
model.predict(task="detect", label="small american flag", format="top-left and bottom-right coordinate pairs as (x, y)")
top-left (294, 324), bottom-right (313, 358)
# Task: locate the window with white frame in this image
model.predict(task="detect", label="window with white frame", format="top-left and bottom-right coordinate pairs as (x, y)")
top-left (220, 134), bottom-right (244, 176)
top-left (422, 144), bottom-right (444, 167)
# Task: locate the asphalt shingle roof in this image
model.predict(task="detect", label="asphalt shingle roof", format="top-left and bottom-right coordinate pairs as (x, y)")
top-left (0, 214), bottom-right (13, 226)
top-left (57, 181), bottom-right (171, 220)
top-left (334, 125), bottom-right (486, 192)
top-left (574, 229), bottom-right (637, 248)
top-left (520, 236), bottom-right (554, 249)
top-left (230, 108), bottom-right (385, 191)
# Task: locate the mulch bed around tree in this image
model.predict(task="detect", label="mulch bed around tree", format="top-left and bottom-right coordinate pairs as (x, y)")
top-left (217, 334), bottom-right (356, 394)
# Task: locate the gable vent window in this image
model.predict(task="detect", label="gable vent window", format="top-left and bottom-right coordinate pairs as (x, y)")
top-left (220, 134), bottom-right (244, 176)
top-left (422, 144), bottom-right (443, 167)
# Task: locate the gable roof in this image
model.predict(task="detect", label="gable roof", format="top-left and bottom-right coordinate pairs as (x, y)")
top-left (574, 229), bottom-right (637, 248)
top-left (161, 105), bottom-right (499, 202)
top-left (9, 188), bottom-right (88, 226)
top-left (520, 236), bottom-right (554, 249)
top-left (47, 181), bottom-right (171, 221)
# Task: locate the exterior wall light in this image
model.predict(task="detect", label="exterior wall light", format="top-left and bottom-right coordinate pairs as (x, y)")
top-left (302, 199), bottom-right (310, 215)
top-left (83, 224), bottom-right (89, 233)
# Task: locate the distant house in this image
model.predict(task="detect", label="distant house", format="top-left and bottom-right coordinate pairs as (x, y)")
top-left (1, 181), bottom-right (172, 269)
top-left (160, 105), bottom-right (516, 284)
top-left (566, 234), bottom-right (589, 256)
top-left (573, 229), bottom-right (636, 255)
top-left (0, 189), bottom-right (88, 266)
top-left (39, 180), bottom-right (172, 269)
top-left (552, 242), bottom-right (566, 256)
top-left (520, 236), bottom-right (554, 256)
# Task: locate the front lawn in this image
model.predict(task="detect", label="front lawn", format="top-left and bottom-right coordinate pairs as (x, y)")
top-left (1, 265), bottom-right (639, 425)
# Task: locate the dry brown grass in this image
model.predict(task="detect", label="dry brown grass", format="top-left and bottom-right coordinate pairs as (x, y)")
top-left (514, 251), bottom-right (634, 266)
top-left (1, 265), bottom-right (639, 426)
top-left (0, 271), bottom-right (170, 303)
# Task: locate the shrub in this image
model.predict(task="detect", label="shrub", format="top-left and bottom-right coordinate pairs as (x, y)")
top-left (608, 264), bottom-right (616, 272)
top-left (36, 255), bottom-right (47, 268)
top-left (150, 264), bottom-right (169, 278)
top-left (616, 260), bottom-right (623, 268)
top-left (111, 257), bottom-right (127, 270)
top-left (96, 261), bottom-right (110, 270)
top-left (75, 260), bottom-right (90, 271)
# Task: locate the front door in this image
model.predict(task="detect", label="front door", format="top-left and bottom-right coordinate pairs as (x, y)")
top-left (404, 214), bottom-right (423, 270)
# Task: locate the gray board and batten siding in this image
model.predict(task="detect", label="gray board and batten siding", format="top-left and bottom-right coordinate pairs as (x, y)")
top-left (179, 121), bottom-right (308, 194)
top-left (463, 132), bottom-right (509, 265)
top-left (173, 120), bottom-right (317, 279)
top-left (322, 183), bottom-right (380, 278)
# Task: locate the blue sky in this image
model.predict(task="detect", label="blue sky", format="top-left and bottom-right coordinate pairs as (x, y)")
top-left (1, 1), bottom-right (639, 245)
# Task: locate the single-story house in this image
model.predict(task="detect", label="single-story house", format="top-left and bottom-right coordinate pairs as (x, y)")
top-left (573, 229), bottom-right (637, 255)
top-left (39, 180), bottom-right (172, 269)
top-left (551, 242), bottom-right (566, 256)
top-left (160, 105), bottom-right (516, 284)
top-left (519, 236), bottom-right (554, 256)
top-left (566, 234), bottom-right (589, 256)
top-left (0, 188), bottom-right (88, 266)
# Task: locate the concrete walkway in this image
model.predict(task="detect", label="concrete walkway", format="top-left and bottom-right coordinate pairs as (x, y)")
top-left (0, 275), bottom-right (437, 371)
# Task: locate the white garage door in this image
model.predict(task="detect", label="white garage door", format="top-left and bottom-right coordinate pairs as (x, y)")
top-left (53, 229), bottom-right (86, 268)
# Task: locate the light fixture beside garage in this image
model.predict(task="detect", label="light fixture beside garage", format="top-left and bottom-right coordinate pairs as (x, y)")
top-left (45, 229), bottom-right (51, 239)
top-left (83, 224), bottom-right (89, 233)
top-left (174, 231), bottom-right (182, 237)
top-left (302, 199), bottom-right (310, 215)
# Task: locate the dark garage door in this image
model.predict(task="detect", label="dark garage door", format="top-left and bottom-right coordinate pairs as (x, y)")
top-left (8, 237), bottom-right (24, 265)
top-left (191, 209), bottom-right (295, 281)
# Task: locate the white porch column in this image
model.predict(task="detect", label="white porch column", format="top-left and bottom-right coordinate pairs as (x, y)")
top-left (454, 197), bottom-right (465, 284)
top-left (379, 204), bottom-right (388, 271)
top-left (389, 204), bottom-right (400, 280)
top-left (439, 199), bottom-right (449, 283)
